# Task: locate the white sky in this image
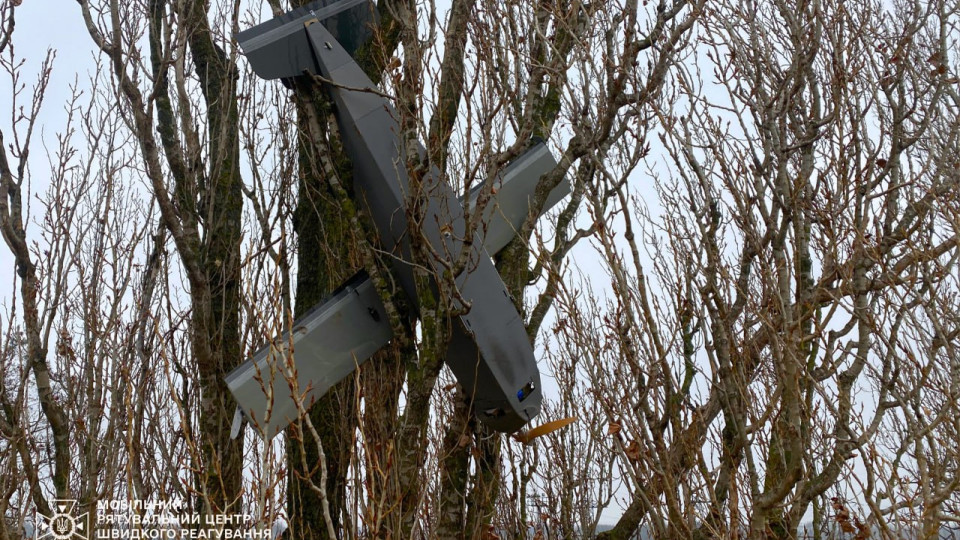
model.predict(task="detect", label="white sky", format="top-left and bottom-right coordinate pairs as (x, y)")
top-left (0, 2), bottom-right (99, 312)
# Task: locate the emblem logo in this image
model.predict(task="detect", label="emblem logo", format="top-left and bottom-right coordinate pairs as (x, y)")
top-left (36, 500), bottom-right (88, 540)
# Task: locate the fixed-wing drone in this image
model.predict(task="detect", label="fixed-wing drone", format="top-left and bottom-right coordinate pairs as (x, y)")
top-left (227, 0), bottom-right (569, 438)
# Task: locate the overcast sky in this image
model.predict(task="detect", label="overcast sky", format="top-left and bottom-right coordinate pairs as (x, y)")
top-left (1, 2), bottom-right (100, 313)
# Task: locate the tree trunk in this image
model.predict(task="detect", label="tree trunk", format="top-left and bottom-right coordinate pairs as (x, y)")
top-left (182, 0), bottom-right (245, 516)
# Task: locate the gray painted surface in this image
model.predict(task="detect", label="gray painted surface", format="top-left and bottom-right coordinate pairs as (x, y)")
top-left (465, 143), bottom-right (570, 254)
top-left (231, 1), bottom-right (573, 435)
top-left (227, 142), bottom-right (565, 438)
top-left (236, 0), bottom-right (376, 81)
top-left (304, 20), bottom-right (540, 431)
top-left (225, 271), bottom-right (391, 438)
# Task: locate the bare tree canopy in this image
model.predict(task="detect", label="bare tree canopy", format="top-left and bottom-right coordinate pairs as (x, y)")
top-left (1, 0), bottom-right (958, 539)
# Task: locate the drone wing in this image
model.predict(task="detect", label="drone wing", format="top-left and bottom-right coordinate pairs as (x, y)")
top-left (226, 271), bottom-right (390, 438)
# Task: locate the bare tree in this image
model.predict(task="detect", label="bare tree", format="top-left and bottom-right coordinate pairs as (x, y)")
top-left (1, 4), bottom-right (74, 525)
top-left (2, 0), bottom-right (959, 539)
top-left (74, 0), bottom-right (248, 517)
top-left (543, 0), bottom-right (960, 539)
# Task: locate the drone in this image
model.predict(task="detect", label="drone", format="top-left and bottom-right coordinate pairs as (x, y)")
top-left (227, 0), bottom-right (569, 438)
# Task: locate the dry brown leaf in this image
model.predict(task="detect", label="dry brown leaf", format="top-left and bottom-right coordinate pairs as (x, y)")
top-left (625, 440), bottom-right (641, 462)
